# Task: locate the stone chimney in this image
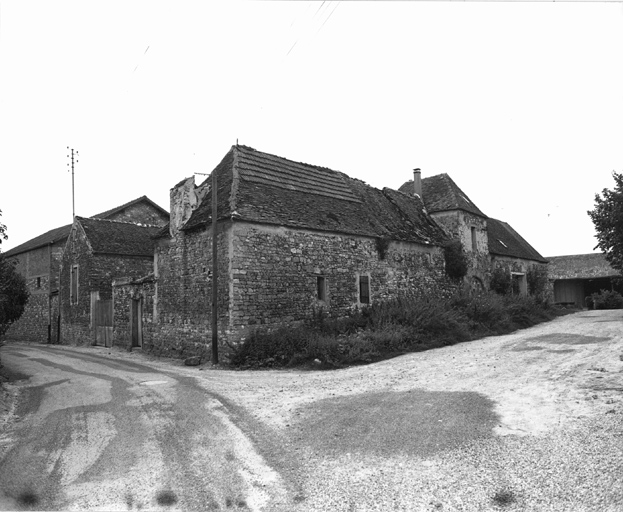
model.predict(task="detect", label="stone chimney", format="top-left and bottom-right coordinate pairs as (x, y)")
top-left (169, 177), bottom-right (200, 237)
top-left (413, 168), bottom-right (422, 197)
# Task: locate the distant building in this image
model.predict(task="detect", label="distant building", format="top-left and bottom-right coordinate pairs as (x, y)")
top-left (547, 253), bottom-right (622, 307)
top-left (399, 173), bottom-right (548, 294)
top-left (60, 216), bottom-right (162, 346)
top-left (3, 197), bottom-right (168, 343)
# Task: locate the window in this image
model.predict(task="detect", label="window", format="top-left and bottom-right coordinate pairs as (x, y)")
top-left (471, 227), bottom-right (477, 252)
top-left (36, 277), bottom-right (41, 289)
top-left (359, 275), bottom-right (370, 304)
top-left (316, 276), bottom-right (326, 301)
top-left (70, 265), bottom-right (79, 304)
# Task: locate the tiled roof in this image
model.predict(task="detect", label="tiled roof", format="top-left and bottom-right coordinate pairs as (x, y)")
top-left (4, 224), bottom-right (72, 257)
top-left (399, 174), bottom-right (486, 217)
top-left (92, 195), bottom-right (169, 220)
top-left (77, 217), bottom-right (160, 257)
top-left (546, 253), bottom-right (617, 280)
top-left (183, 145), bottom-right (448, 245)
top-left (5, 196), bottom-right (167, 257)
top-left (487, 218), bottom-right (547, 263)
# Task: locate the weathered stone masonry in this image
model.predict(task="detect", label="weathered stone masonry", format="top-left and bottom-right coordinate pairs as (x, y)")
top-left (229, 222), bottom-right (452, 336)
top-left (146, 218), bottom-right (456, 357)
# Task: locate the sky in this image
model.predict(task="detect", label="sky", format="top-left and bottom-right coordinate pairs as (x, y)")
top-left (1, 1), bottom-right (622, 257)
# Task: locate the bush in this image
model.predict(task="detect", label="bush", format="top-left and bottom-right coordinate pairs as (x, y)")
top-left (587, 289), bottom-right (623, 310)
top-left (443, 240), bottom-right (469, 280)
top-left (527, 265), bottom-right (549, 299)
top-left (490, 267), bottom-right (512, 295)
top-left (228, 289), bottom-right (566, 369)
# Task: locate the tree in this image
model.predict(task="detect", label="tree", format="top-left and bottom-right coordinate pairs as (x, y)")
top-left (0, 210), bottom-right (29, 337)
top-left (0, 209), bottom-right (7, 248)
top-left (588, 172), bottom-right (623, 274)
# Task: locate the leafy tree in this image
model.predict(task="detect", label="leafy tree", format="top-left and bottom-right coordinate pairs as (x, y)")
top-left (0, 210), bottom-right (29, 337)
top-left (588, 172), bottom-right (623, 273)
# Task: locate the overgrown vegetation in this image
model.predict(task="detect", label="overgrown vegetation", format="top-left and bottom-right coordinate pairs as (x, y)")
top-left (443, 240), bottom-right (469, 280)
top-left (586, 289), bottom-right (623, 310)
top-left (229, 290), bottom-right (573, 369)
top-left (0, 210), bottom-right (29, 340)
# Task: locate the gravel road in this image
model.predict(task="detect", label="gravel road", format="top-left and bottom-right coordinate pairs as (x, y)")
top-left (1, 309), bottom-right (622, 511)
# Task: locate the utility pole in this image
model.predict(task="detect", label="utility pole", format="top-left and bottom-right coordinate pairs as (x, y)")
top-left (67, 147), bottom-right (79, 220)
top-left (211, 170), bottom-right (219, 364)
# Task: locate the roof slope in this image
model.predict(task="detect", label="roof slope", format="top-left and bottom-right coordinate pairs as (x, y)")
top-left (77, 217), bottom-right (160, 257)
top-left (184, 145), bottom-right (448, 245)
top-left (399, 174), bottom-right (486, 217)
top-left (4, 224), bottom-right (72, 257)
top-left (547, 253), bottom-right (617, 280)
top-left (5, 196), bottom-right (167, 257)
top-left (487, 218), bottom-right (547, 263)
top-left (92, 195), bottom-right (169, 221)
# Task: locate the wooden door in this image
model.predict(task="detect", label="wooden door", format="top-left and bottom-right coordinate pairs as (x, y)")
top-left (131, 298), bottom-right (142, 347)
top-left (95, 300), bottom-right (113, 347)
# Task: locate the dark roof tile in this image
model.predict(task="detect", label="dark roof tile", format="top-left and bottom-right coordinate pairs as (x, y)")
top-left (487, 218), bottom-right (547, 263)
top-left (399, 174), bottom-right (486, 217)
top-left (184, 146), bottom-right (447, 245)
top-left (546, 253), bottom-right (617, 279)
top-left (77, 217), bottom-right (160, 257)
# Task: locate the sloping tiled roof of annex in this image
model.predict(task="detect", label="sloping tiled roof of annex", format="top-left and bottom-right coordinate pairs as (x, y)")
top-left (3, 224), bottom-right (73, 257)
top-left (546, 253), bottom-right (618, 280)
top-left (399, 174), bottom-right (486, 218)
top-left (183, 145), bottom-right (448, 245)
top-left (4, 196), bottom-right (168, 257)
top-left (77, 217), bottom-right (161, 257)
top-left (487, 218), bottom-right (548, 264)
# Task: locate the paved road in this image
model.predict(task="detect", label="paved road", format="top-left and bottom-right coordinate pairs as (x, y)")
top-left (0, 345), bottom-right (291, 511)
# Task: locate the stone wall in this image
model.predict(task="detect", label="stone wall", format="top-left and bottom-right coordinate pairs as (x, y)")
top-left (429, 210), bottom-right (490, 290)
top-left (4, 243), bottom-right (63, 342)
top-left (149, 223), bottom-right (230, 358)
top-left (60, 225), bottom-right (155, 345)
top-left (107, 201), bottom-right (169, 227)
top-left (150, 220), bottom-right (455, 358)
top-left (229, 222), bottom-right (455, 339)
top-left (113, 277), bottom-right (156, 350)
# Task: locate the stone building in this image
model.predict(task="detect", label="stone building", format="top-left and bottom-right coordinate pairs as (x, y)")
top-left (138, 145), bottom-right (456, 357)
top-left (60, 217), bottom-right (162, 346)
top-left (3, 196), bottom-right (168, 343)
top-left (547, 253), bottom-right (621, 307)
top-left (400, 173), bottom-right (547, 293)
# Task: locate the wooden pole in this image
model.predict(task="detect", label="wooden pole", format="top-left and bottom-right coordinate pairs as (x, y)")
top-left (211, 170), bottom-right (219, 364)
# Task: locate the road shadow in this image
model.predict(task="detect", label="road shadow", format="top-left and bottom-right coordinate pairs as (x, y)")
top-left (293, 390), bottom-right (499, 458)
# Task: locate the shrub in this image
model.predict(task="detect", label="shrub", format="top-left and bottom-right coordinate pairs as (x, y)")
top-left (588, 289), bottom-right (623, 310)
top-left (527, 265), bottom-right (549, 299)
top-left (490, 267), bottom-right (512, 295)
top-left (443, 240), bottom-right (469, 280)
top-left (228, 288), bottom-right (567, 368)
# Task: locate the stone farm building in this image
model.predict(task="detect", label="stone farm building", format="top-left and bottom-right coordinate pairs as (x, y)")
top-left (400, 173), bottom-right (548, 294)
top-left (3, 196), bottom-right (168, 343)
top-left (131, 145), bottom-right (462, 357)
top-left (60, 217), bottom-right (163, 346)
top-left (547, 252), bottom-right (623, 307)
top-left (115, 145), bottom-right (548, 358)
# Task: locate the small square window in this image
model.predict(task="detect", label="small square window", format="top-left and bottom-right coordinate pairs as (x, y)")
top-left (359, 275), bottom-right (370, 304)
top-left (317, 276), bottom-right (326, 301)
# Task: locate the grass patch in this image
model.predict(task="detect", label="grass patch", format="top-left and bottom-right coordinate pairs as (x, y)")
top-left (229, 291), bottom-right (576, 369)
